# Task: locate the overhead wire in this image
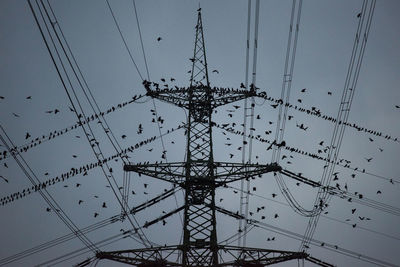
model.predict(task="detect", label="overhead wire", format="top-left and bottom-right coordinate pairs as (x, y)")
top-left (32, 0), bottom-right (151, 247)
top-left (130, 0), bottom-right (184, 232)
top-left (300, 0), bottom-right (376, 251)
top-left (238, 0), bottom-right (252, 248)
top-left (0, 124), bottom-right (99, 255)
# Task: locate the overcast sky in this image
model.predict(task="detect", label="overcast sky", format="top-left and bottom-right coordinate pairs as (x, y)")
top-left (1, 0), bottom-right (400, 266)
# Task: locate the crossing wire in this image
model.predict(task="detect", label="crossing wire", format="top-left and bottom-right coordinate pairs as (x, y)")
top-left (130, 0), bottom-right (184, 231)
top-left (238, 0), bottom-right (252, 248)
top-left (32, 0), bottom-right (151, 247)
top-left (0, 124), bottom-right (99, 255)
top-left (300, 0), bottom-right (376, 252)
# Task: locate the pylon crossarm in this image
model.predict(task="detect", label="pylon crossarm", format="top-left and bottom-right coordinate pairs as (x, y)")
top-left (217, 245), bottom-right (307, 266)
top-left (130, 187), bottom-right (179, 215)
top-left (144, 85), bottom-right (257, 110)
top-left (146, 88), bottom-right (190, 109)
top-left (214, 162), bottom-right (282, 185)
top-left (124, 162), bottom-right (186, 185)
top-left (211, 88), bottom-right (256, 108)
top-left (143, 206), bottom-right (185, 228)
top-left (305, 256), bottom-right (336, 267)
top-left (279, 169), bottom-right (321, 187)
top-left (96, 246), bottom-right (183, 266)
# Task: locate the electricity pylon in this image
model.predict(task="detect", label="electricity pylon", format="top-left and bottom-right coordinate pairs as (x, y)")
top-left (87, 9), bottom-right (327, 267)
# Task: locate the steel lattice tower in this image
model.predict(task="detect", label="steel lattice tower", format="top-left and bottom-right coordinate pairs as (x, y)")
top-left (81, 9), bottom-right (333, 267)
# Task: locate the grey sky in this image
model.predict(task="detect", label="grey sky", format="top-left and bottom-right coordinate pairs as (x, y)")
top-left (0, 0), bottom-right (400, 266)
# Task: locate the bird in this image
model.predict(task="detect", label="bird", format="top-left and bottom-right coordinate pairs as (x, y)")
top-left (78, 200), bottom-right (83, 205)
top-left (121, 134), bottom-right (127, 139)
top-left (377, 190), bottom-right (382, 194)
top-left (233, 105), bottom-right (240, 109)
top-left (157, 37), bottom-right (162, 41)
top-left (144, 183), bottom-right (148, 188)
top-left (365, 157), bottom-right (373, 162)
top-left (288, 115), bottom-right (293, 120)
top-left (212, 69), bottom-right (219, 74)
top-left (54, 109), bottom-right (60, 114)
top-left (301, 88), bottom-right (306, 93)
top-left (395, 105), bottom-right (400, 109)
top-left (102, 202), bottom-right (107, 208)
top-left (297, 99), bottom-right (302, 103)
top-left (271, 104), bottom-right (278, 109)
top-left (327, 91), bottom-right (332, 95)
top-left (12, 112), bottom-right (20, 117)
top-left (76, 183), bottom-right (81, 187)
top-left (72, 155), bottom-right (77, 158)
top-left (351, 208), bottom-right (356, 214)
top-left (229, 153), bottom-right (234, 158)
top-left (25, 132), bottom-right (31, 139)
top-left (4, 163), bottom-right (8, 168)
top-left (357, 12), bottom-right (362, 18)
top-left (162, 219), bottom-right (167, 226)
top-left (368, 137), bottom-right (374, 142)
top-left (274, 213), bottom-right (279, 218)
top-left (26, 96), bottom-right (32, 99)
top-left (94, 212), bottom-right (99, 218)
top-left (272, 193), bottom-right (277, 198)
top-left (46, 207), bottom-right (51, 212)
top-left (0, 96), bottom-right (4, 99)
top-left (0, 175), bottom-right (9, 183)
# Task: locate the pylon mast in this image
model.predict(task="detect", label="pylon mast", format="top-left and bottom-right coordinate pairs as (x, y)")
top-left (81, 8), bottom-right (332, 267)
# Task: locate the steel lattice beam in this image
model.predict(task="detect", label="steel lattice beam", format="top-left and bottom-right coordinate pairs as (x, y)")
top-left (89, 8), bottom-right (334, 267)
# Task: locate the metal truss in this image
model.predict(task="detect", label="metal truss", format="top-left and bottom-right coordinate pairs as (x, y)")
top-left (89, 8), bottom-right (334, 267)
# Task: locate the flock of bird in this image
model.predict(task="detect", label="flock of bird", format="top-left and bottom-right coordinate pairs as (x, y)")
top-left (0, 78), bottom-right (399, 247)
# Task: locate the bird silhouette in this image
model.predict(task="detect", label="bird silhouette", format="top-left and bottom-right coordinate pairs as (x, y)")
top-left (301, 88), bottom-right (306, 93)
top-left (102, 202), bottom-right (107, 208)
top-left (365, 157), bottom-right (373, 162)
top-left (157, 37), bottom-right (162, 41)
top-left (212, 69), bottom-right (219, 74)
top-left (78, 200), bottom-right (83, 205)
top-left (94, 212), bottom-right (99, 218)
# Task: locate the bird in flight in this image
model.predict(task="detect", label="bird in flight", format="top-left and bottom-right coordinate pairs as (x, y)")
top-left (301, 88), bottom-right (306, 93)
top-left (212, 69), bottom-right (219, 74)
top-left (157, 37), bottom-right (162, 42)
top-left (365, 157), bottom-right (373, 162)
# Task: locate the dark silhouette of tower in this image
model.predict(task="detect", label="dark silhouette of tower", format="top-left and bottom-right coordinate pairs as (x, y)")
top-left (84, 9), bottom-right (332, 267)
